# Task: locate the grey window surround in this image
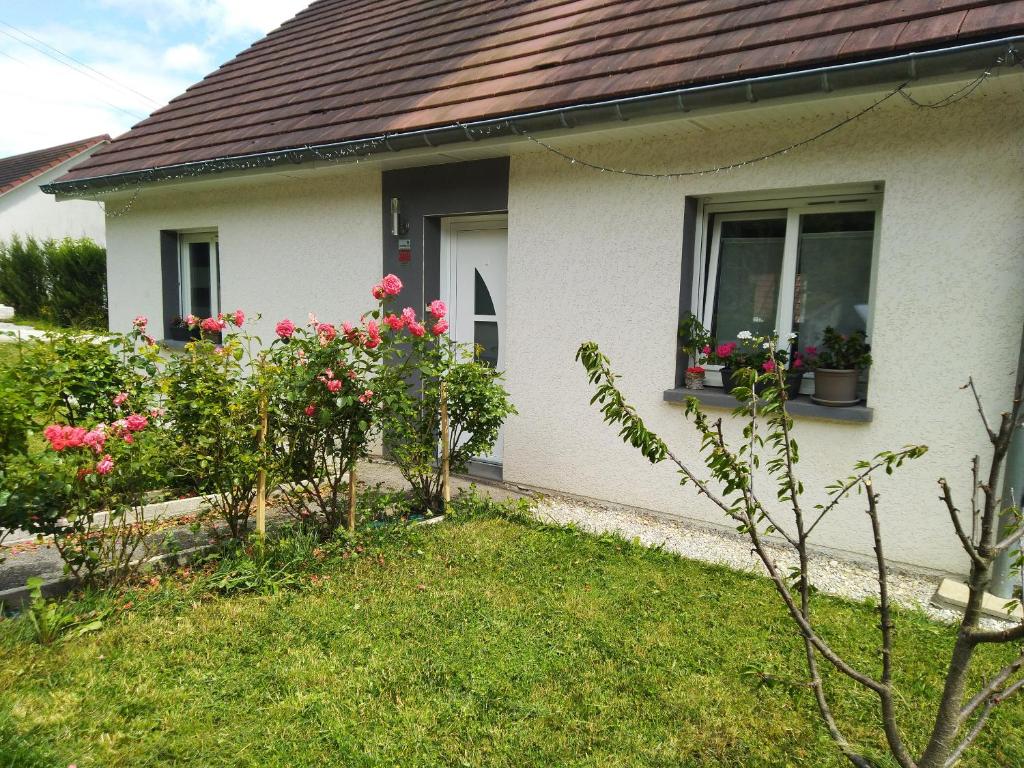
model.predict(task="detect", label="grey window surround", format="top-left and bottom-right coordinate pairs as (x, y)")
top-left (675, 193), bottom-right (879, 416)
top-left (159, 229), bottom-right (220, 343)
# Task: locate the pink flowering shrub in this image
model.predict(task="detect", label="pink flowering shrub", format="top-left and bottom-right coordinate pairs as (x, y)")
top-left (162, 310), bottom-right (265, 538)
top-left (4, 407), bottom-right (172, 586)
top-left (377, 304), bottom-right (515, 514)
top-left (264, 281), bottom-right (410, 533)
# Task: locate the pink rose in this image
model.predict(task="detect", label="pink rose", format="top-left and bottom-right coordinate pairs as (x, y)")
top-left (371, 284), bottom-right (385, 300)
top-left (325, 379), bottom-right (342, 393)
top-left (358, 389), bottom-right (373, 404)
top-left (132, 315), bottom-right (148, 330)
top-left (125, 414), bottom-right (148, 432)
top-left (427, 299), bottom-right (447, 319)
top-left (275, 319), bottom-right (295, 339)
top-left (83, 428), bottom-right (107, 453)
top-left (113, 392), bottom-right (128, 407)
top-left (401, 307), bottom-right (416, 325)
top-left (96, 455), bottom-right (114, 475)
top-left (383, 314), bottom-right (404, 331)
top-left (316, 323), bottom-right (336, 342)
top-left (304, 404), bottom-right (317, 417)
top-left (365, 320), bottom-right (381, 349)
top-left (233, 309), bottom-right (245, 326)
top-left (380, 274), bottom-right (403, 296)
top-left (432, 318), bottom-right (449, 336)
top-left (201, 317), bottom-right (225, 334)
top-left (716, 343), bottom-right (734, 359)
top-left (702, 344), bottom-right (711, 355)
top-left (347, 370), bottom-right (356, 380)
top-left (408, 321), bottom-right (425, 337)
top-left (762, 360), bottom-right (776, 372)
top-left (185, 314), bottom-right (199, 327)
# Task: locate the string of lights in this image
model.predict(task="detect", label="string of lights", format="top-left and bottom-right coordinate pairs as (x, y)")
top-left (90, 52), bottom-right (1016, 218)
top-left (515, 66), bottom-right (1000, 179)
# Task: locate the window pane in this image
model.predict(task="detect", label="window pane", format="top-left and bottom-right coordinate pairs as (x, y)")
top-left (711, 218), bottom-right (786, 343)
top-left (474, 269), bottom-right (496, 315)
top-left (474, 321), bottom-right (498, 368)
top-left (188, 242), bottom-right (212, 318)
top-left (793, 211), bottom-right (874, 351)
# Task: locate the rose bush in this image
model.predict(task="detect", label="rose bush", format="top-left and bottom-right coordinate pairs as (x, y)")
top-left (264, 276), bottom-right (408, 534)
top-left (379, 298), bottom-right (516, 514)
top-left (3, 405), bottom-right (171, 585)
top-left (161, 310), bottom-right (265, 539)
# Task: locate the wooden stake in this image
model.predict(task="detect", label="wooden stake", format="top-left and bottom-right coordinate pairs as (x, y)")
top-left (347, 460), bottom-right (357, 532)
top-left (440, 381), bottom-right (450, 510)
top-left (255, 392), bottom-right (268, 538)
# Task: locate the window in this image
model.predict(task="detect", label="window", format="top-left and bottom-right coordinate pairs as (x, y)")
top-left (694, 192), bottom-right (880, 388)
top-left (160, 229), bottom-right (220, 341)
top-left (178, 232), bottom-right (219, 321)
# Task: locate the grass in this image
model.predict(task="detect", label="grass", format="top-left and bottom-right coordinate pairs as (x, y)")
top-left (0, 342), bottom-right (20, 368)
top-left (0, 506), bottom-right (1022, 767)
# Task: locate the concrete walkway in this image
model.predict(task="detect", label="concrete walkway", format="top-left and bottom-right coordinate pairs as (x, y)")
top-left (0, 322), bottom-right (47, 342)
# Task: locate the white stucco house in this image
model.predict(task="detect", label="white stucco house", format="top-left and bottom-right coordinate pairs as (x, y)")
top-left (0, 135), bottom-right (109, 245)
top-left (43, 2), bottom-right (1024, 574)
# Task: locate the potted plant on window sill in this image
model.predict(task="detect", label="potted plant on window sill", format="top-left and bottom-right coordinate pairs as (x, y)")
top-left (806, 327), bottom-right (871, 406)
top-left (715, 333), bottom-right (803, 400)
top-left (678, 313), bottom-right (713, 390)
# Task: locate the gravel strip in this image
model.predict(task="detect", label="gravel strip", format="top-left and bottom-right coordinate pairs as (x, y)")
top-left (533, 494), bottom-right (1010, 628)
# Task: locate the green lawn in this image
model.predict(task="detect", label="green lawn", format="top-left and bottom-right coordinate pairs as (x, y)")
top-left (1, 510), bottom-right (1021, 767)
top-left (0, 342), bottom-right (21, 368)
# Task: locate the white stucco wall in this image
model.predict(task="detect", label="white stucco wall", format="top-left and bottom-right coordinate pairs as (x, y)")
top-left (105, 168), bottom-right (382, 342)
top-left (0, 148), bottom-right (108, 244)
top-left (102, 77), bottom-right (1023, 574)
top-left (504, 82), bottom-right (1024, 574)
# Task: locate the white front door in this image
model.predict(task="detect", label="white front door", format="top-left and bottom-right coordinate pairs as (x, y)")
top-left (440, 215), bottom-right (508, 463)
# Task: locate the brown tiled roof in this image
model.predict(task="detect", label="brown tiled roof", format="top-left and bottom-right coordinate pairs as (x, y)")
top-left (59, 0), bottom-right (1024, 184)
top-left (0, 135), bottom-right (109, 194)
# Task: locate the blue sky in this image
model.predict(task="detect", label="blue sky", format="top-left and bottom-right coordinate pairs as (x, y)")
top-left (0, 0), bottom-right (310, 155)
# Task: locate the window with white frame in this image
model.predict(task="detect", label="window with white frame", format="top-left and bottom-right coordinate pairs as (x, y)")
top-left (693, 192), bottom-right (880, 389)
top-left (178, 232), bottom-right (220, 320)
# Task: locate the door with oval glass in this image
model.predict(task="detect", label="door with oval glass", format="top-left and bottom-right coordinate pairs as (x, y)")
top-left (440, 215), bottom-right (507, 464)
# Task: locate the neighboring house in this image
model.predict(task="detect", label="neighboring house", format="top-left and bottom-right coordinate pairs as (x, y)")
top-left (0, 135), bottom-right (109, 244)
top-left (43, 2), bottom-right (1024, 573)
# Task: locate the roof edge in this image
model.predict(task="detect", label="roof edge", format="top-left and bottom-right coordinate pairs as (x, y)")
top-left (1, 134), bottom-right (110, 198)
top-left (43, 36), bottom-right (1023, 197)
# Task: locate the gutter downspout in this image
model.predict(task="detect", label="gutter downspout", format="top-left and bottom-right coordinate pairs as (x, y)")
top-left (990, 321), bottom-right (1024, 599)
top-left (42, 34), bottom-right (1024, 197)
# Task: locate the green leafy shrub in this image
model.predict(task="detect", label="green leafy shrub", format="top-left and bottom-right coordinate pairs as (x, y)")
top-left (0, 235), bottom-right (47, 317)
top-left (161, 311), bottom-right (264, 538)
top-left (380, 318), bottom-right (516, 513)
top-left (2, 324), bottom-right (158, 430)
top-left (46, 237), bottom-right (107, 328)
top-left (0, 322), bottom-right (168, 585)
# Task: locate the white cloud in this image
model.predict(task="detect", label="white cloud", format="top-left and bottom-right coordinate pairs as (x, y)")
top-left (0, 27), bottom-right (194, 155)
top-left (162, 42), bottom-right (211, 72)
top-left (99, 0), bottom-right (312, 38)
top-left (0, 2), bottom-right (313, 156)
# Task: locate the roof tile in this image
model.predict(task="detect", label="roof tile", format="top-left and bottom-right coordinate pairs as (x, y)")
top-left (58, 0), bottom-right (1024, 183)
top-left (0, 135), bottom-right (109, 195)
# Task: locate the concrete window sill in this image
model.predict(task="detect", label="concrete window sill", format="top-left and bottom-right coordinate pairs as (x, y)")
top-left (663, 387), bottom-right (873, 423)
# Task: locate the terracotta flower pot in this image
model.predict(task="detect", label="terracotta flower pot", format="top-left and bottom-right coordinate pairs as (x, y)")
top-left (812, 368), bottom-right (861, 406)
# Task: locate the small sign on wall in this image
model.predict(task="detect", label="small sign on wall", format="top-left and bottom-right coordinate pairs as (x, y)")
top-left (398, 238), bottom-right (412, 263)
